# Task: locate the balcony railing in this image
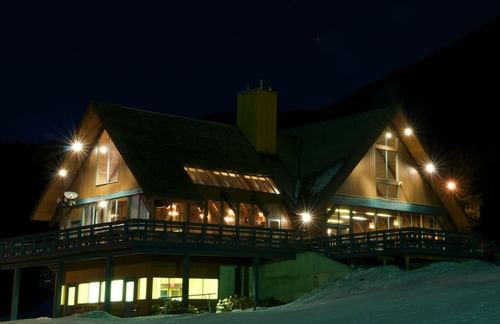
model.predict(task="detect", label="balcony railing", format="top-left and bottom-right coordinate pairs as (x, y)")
top-left (0, 223), bottom-right (487, 264)
top-left (0, 219), bottom-right (302, 262)
top-left (306, 228), bottom-right (486, 259)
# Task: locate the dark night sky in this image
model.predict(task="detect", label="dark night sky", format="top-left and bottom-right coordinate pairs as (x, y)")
top-left (1, 1), bottom-right (499, 143)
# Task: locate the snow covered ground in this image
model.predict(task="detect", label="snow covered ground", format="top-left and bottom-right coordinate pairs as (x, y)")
top-left (7, 261), bottom-right (500, 323)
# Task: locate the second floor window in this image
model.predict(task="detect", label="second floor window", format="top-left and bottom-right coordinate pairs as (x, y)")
top-left (96, 131), bottom-right (120, 185)
top-left (375, 129), bottom-right (399, 199)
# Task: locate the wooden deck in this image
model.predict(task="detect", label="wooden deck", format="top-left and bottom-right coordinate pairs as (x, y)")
top-left (0, 219), bottom-right (301, 266)
top-left (0, 222), bottom-right (487, 268)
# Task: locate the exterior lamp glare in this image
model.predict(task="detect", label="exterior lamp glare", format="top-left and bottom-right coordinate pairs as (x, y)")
top-left (404, 127), bottom-right (413, 136)
top-left (385, 132), bottom-right (392, 139)
top-left (447, 181), bottom-right (457, 191)
top-left (425, 163), bottom-right (435, 174)
top-left (300, 211), bottom-right (312, 223)
top-left (71, 141), bottom-right (83, 152)
top-left (99, 146), bottom-right (108, 154)
top-left (58, 169), bottom-right (68, 177)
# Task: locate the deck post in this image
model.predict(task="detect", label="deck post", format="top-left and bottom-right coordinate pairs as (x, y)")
top-left (10, 268), bottom-right (21, 321)
top-left (182, 254), bottom-right (190, 309)
top-left (252, 256), bottom-right (260, 310)
top-left (405, 255), bottom-right (411, 270)
top-left (104, 255), bottom-right (113, 313)
top-left (53, 262), bottom-right (65, 317)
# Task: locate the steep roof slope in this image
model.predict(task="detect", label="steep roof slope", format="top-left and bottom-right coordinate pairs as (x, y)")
top-left (278, 108), bottom-right (393, 182)
top-left (92, 102), bottom-right (270, 200)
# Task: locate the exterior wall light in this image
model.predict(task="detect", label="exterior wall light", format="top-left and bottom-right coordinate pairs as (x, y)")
top-left (58, 169), bottom-right (68, 177)
top-left (404, 127), bottom-right (413, 136)
top-left (425, 163), bottom-right (435, 174)
top-left (385, 132), bottom-right (393, 139)
top-left (71, 141), bottom-right (83, 152)
top-left (446, 181), bottom-right (457, 191)
top-left (300, 211), bottom-right (312, 223)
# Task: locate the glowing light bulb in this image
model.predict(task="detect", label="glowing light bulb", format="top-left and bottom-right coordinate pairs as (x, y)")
top-left (447, 181), bottom-right (457, 191)
top-left (404, 127), bottom-right (413, 136)
top-left (99, 146), bottom-right (108, 154)
top-left (58, 169), bottom-right (68, 177)
top-left (300, 212), bottom-right (312, 223)
top-left (71, 141), bottom-right (83, 152)
top-left (425, 163), bottom-right (435, 174)
top-left (385, 132), bottom-right (393, 139)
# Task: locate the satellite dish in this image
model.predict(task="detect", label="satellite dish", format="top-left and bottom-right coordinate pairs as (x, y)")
top-left (64, 191), bottom-right (79, 200)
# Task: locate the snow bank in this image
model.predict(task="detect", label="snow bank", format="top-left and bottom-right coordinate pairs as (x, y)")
top-left (7, 261), bottom-right (500, 323)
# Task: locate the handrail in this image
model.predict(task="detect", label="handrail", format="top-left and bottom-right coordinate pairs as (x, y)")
top-left (306, 227), bottom-right (486, 259)
top-left (0, 219), bottom-right (301, 261)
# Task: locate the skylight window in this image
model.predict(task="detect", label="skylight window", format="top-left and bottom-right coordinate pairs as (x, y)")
top-left (184, 167), bottom-right (280, 194)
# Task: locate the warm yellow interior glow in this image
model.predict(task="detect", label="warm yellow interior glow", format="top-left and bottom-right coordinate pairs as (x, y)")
top-left (88, 282), bottom-right (100, 304)
top-left (67, 287), bottom-right (76, 306)
top-left (404, 127), bottom-right (413, 136)
top-left (137, 278), bottom-right (147, 300)
top-left (58, 169), bottom-right (68, 177)
top-left (60, 285), bottom-right (66, 306)
top-left (111, 280), bottom-right (124, 302)
top-left (152, 277), bottom-right (182, 299)
top-left (100, 282), bottom-right (105, 303)
top-left (98, 200), bottom-right (108, 208)
top-left (77, 283), bottom-right (89, 304)
top-left (126, 281), bottom-right (135, 302)
top-left (189, 278), bottom-right (218, 299)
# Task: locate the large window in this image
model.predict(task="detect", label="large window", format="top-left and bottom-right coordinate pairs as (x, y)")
top-left (184, 167), bottom-right (280, 194)
top-left (375, 129), bottom-right (399, 199)
top-left (96, 131), bottom-right (120, 185)
top-left (151, 277), bottom-right (218, 300)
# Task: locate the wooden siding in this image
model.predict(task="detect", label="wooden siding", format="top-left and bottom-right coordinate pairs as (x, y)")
top-left (67, 131), bottom-right (141, 201)
top-left (336, 132), bottom-right (442, 207)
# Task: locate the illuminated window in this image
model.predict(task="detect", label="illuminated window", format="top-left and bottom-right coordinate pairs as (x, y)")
top-left (375, 128), bottom-right (399, 199)
top-left (137, 278), bottom-right (147, 300)
top-left (78, 283), bottom-right (89, 304)
top-left (152, 277), bottom-right (182, 300)
top-left (60, 285), bottom-right (66, 306)
top-left (184, 167), bottom-right (280, 194)
top-left (125, 281), bottom-right (135, 302)
top-left (88, 282), bottom-right (100, 304)
top-left (68, 286), bottom-right (76, 306)
top-left (189, 278), bottom-right (218, 299)
top-left (96, 131), bottom-right (120, 185)
top-left (100, 281), bottom-right (105, 303)
top-left (111, 280), bottom-right (124, 302)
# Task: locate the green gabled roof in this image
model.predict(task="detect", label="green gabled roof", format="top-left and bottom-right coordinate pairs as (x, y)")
top-left (92, 102), bottom-right (269, 200)
top-left (278, 108), bottom-right (395, 183)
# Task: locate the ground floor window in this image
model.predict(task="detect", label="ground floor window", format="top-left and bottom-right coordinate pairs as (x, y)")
top-left (151, 277), bottom-right (218, 300)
